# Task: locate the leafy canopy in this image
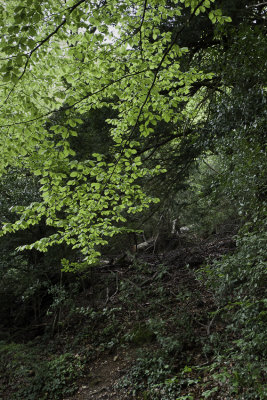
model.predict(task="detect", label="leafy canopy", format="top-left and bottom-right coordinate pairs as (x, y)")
top-left (0, 0), bottom-right (230, 267)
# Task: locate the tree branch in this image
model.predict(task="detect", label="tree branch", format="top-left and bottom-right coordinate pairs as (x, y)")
top-left (247, 2), bottom-right (267, 7)
top-left (1, 69), bottom-right (148, 127)
top-left (92, 0), bottom-right (208, 202)
top-left (139, 0), bottom-right (148, 59)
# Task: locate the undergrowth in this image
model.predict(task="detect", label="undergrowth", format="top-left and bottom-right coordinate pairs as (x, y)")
top-left (116, 227), bottom-right (266, 399)
top-left (1, 227), bottom-right (266, 399)
top-left (0, 342), bottom-right (85, 400)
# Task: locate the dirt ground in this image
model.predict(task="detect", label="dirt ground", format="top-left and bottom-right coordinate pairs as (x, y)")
top-left (64, 349), bottom-right (137, 400)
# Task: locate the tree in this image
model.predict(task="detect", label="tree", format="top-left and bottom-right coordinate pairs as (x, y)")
top-left (0, 0), bottom-right (265, 268)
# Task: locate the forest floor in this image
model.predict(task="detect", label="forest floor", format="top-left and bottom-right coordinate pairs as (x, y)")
top-left (0, 233), bottom-right (236, 400)
top-left (61, 234), bottom-right (235, 400)
top-left (63, 348), bottom-right (137, 400)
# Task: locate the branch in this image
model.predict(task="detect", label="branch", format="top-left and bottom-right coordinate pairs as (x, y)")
top-left (139, 0), bottom-right (148, 59)
top-left (124, 0), bottom-right (207, 144)
top-left (93, 0), bottom-right (208, 200)
top-left (247, 2), bottom-right (267, 7)
top-left (72, 68), bottom-right (148, 108)
top-left (1, 69), bottom-right (148, 128)
top-left (202, 159), bottom-right (221, 174)
top-left (138, 129), bottom-right (191, 162)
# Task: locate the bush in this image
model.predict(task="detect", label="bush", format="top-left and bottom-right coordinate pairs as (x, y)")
top-left (197, 224), bottom-right (267, 399)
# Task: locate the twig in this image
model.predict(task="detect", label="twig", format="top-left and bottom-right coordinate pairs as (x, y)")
top-left (140, 271), bottom-right (158, 287)
top-left (88, 387), bottom-right (107, 396)
top-left (206, 306), bottom-right (222, 335)
top-left (139, 0), bottom-right (148, 59)
top-left (247, 2), bottom-right (267, 7)
top-left (202, 159), bottom-right (221, 174)
top-left (1, 69), bottom-right (147, 127)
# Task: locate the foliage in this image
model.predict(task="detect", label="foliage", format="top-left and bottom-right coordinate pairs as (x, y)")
top-left (172, 157), bottom-right (240, 237)
top-left (0, 342), bottom-right (85, 400)
top-left (118, 350), bottom-right (174, 398)
top-left (0, 1), bottom-right (266, 399)
top-left (0, 166), bottom-right (83, 335)
top-left (196, 224), bottom-right (267, 399)
top-left (0, 0), bottom-right (235, 267)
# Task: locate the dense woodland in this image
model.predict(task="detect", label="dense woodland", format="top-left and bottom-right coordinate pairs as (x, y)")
top-left (0, 0), bottom-right (266, 399)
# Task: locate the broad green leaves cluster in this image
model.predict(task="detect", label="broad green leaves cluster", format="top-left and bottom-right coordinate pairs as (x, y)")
top-left (0, 0), bottom-right (230, 267)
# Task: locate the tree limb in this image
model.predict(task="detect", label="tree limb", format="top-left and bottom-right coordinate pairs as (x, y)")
top-left (247, 2), bottom-right (267, 7)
